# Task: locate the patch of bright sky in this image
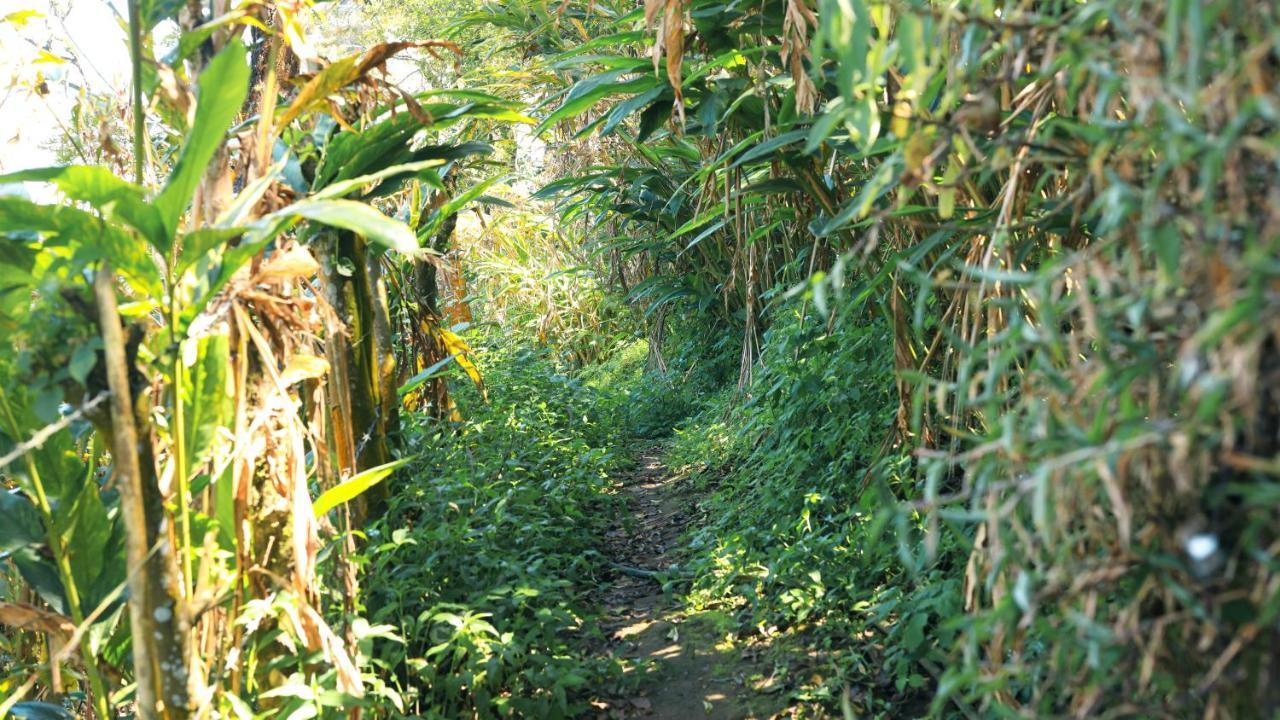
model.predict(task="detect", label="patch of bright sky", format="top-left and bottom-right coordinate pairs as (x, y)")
top-left (0, 0), bottom-right (134, 175)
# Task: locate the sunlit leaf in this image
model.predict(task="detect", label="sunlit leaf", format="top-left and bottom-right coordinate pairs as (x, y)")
top-left (313, 457), bottom-right (415, 517)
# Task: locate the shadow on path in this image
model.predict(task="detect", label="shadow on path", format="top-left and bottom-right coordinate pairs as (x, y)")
top-left (588, 448), bottom-right (787, 720)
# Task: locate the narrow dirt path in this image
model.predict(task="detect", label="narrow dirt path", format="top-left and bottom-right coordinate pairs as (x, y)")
top-left (589, 448), bottom-right (783, 720)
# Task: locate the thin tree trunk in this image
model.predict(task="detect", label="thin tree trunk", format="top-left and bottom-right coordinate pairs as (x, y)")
top-left (95, 264), bottom-right (191, 720)
top-left (319, 233), bottom-right (391, 514)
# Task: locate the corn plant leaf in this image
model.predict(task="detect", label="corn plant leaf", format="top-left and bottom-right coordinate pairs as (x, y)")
top-left (182, 333), bottom-right (233, 477)
top-left (284, 199), bottom-right (420, 254)
top-left (0, 196), bottom-right (164, 299)
top-left (154, 39), bottom-right (250, 243)
top-left (313, 457), bottom-right (415, 517)
top-left (0, 166), bottom-right (167, 251)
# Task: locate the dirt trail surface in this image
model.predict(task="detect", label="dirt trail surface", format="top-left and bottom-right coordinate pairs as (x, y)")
top-left (589, 449), bottom-right (784, 720)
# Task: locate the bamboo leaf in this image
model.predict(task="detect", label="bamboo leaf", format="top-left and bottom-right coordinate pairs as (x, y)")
top-left (534, 69), bottom-right (658, 136)
top-left (398, 353), bottom-right (459, 397)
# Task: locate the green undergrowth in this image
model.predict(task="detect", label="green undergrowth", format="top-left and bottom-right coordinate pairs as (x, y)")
top-left (581, 317), bottom-right (739, 441)
top-left (654, 300), bottom-right (967, 717)
top-left (361, 339), bottom-right (636, 718)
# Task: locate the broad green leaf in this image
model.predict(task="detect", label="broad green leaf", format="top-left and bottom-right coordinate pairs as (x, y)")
top-left (822, 0), bottom-right (871, 99)
top-left (0, 490), bottom-right (44, 554)
top-left (556, 30), bottom-right (647, 57)
top-left (397, 353), bottom-right (459, 397)
top-left (217, 161), bottom-right (285, 228)
top-left (805, 100), bottom-right (848, 153)
top-left (0, 166), bottom-right (166, 251)
top-left (179, 232), bottom-right (276, 330)
top-left (313, 457), bottom-right (415, 517)
top-left (845, 93), bottom-right (881, 147)
top-left (8, 702), bottom-right (75, 720)
top-left (182, 333), bottom-right (233, 477)
top-left (419, 176), bottom-right (504, 238)
top-left (636, 99), bottom-right (671, 142)
top-left (600, 86), bottom-right (668, 137)
top-left (730, 129), bottom-right (809, 169)
top-left (163, 7), bottom-right (262, 66)
top-left (176, 226), bottom-right (247, 277)
top-left (69, 341), bottom-right (99, 385)
top-left (12, 548), bottom-right (66, 615)
top-left (311, 159), bottom-right (445, 202)
top-left (0, 196), bottom-right (164, 298)
top-left (284, 199), bottom-right (419, 254)
top-left (155, 40), bottom-right (251, 243)
top-left (139, 0), bottom-right (182, 30)
top-left (61, 474), bottom-right (111, 598)
top-left (315, 112), bottom-right (447, 188)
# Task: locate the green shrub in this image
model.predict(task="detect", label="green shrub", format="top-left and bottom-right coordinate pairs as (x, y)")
top-left (363, 341), bottom-right (629, 718)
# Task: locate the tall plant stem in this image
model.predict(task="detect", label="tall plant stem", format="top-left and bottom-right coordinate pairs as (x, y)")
top-left (0, 391), bottom-right (113, 720)
top-left (170, 291), bottom-right (192, 599)
top-left (97, 262), bottom-right (193, 720)
top-left (127, 0), bottom-right (145, 185)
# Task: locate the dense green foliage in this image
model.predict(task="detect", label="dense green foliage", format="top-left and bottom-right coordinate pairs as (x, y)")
top-left (659, 298), bottom-right (954, 713)
top-left (362, 342), bottom-right (630, 717)
top-left (3, 0), bottom-right (1279, 717)
top-left (489, 0), bottom-right (1280, 715)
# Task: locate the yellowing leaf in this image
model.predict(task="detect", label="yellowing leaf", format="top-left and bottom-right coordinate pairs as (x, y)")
top-left (439, 328), bottom-right (486, 399)
top-left (279, 354), bottom-right (329, 387)
top-left (2, 9), bottom-right (42, 28)
top-left (33, 50), bottom-right (64, 65)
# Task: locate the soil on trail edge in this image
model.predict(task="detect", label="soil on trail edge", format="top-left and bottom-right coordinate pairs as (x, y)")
top-left (589, 448), bottom-right (785, 720)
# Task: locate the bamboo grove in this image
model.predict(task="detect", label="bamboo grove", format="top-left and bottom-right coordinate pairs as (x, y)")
top-left (1, 0), bottom-right (1278, 718)
top-left (470, 0), bottom-right (1280, 716)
